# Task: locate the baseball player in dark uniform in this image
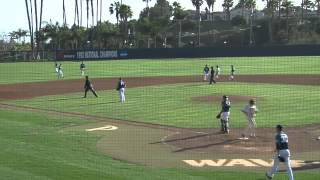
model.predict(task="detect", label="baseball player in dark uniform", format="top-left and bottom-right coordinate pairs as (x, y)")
top-left (266, 125), bottom-right (294, 180)
top-left (116, 77), bottom-right (126, 103)
top-left (230, 65), bottom-right (235, 80)
top-left (216, 95), bottom-right (231, 134)
top-left (209, 66), bottom-right (216, 85)
top-left (83, 76), bottom-right (98, 98)
top-left (203, 64), bottom-right (210, 81)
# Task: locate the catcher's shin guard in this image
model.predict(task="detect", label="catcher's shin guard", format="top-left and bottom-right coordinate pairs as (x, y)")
top-left (220, 119), bottom-right (224, 132)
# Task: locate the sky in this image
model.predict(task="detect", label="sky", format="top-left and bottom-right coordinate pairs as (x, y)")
top-left (0, 0), bottom-right (303, 39)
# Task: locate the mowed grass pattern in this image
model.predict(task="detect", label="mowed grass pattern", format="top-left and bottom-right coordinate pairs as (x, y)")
top-left (8, 82), bottom-right (320, 128)
top-left (1, 109), bottom-right (320, 180)
top-left (0, 56), bottom-right (320, 84)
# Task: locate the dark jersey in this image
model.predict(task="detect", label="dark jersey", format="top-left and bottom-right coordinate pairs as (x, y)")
top-left (204, 66), bottom-right (209, 73)
top-left (80, 63), bottom-right (85, 69)
top-left (221, 100), bottom-right (231, 112)
top-left (117, 80), bottom-right (125, 90)
top-left (275, 132), bottom-right (289, 150)
top-left (84, 79), bottom-right (92, 89)
top-left (210, 69), bottom-right (215, 77)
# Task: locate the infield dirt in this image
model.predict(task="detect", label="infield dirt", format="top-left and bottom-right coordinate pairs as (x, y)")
top-left (0, 75), bottom-right (319, 170)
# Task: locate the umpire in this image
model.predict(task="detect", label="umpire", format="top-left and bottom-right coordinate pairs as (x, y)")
top-left (209, 66), bottom-right (216, 84)
top-left (83, 76), bottom-right (98, 98)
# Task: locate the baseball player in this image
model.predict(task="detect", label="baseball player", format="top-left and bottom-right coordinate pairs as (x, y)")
top-left (58, 63), bottom-right (64, 79)
top-left (241, 99), bottom-right (258, 138)
top-left (266, 125), bottom-right (294, 180)
top-left (80, 61), bottom-right (86, 76)
top-left (216, 95), bottom-right (231, 134)
top-left (116, 77), bottom-right (126, 103)
top-left (230, 65), bottom-right (235, 80)
top-left (209, 66), bottom-right (216, 85)
top-left (215, 65), bottom-right (221, 79)
top-left (83, 76), bottom-right (98, 98)
top-left (203, 64), bottom-right (210, 81)
top-left (55, 62), bottom-right (58, 73)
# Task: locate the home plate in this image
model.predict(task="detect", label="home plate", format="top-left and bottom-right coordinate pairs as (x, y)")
top-left (86, 125), bottom-right (118, 132)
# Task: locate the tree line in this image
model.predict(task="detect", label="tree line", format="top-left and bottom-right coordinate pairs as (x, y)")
top-left (3, 0), bottom-right (320, 58)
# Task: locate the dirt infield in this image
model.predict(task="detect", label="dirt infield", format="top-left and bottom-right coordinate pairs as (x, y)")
top-left (0, 74), bottom-right (320, 100)
top-left (1, 74), bottom-right (320, 170)
top-left (192, 95), bottom-right (259, 104)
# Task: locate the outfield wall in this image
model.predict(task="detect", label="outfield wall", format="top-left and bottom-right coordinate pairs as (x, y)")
top-left (55, 45), bottom-right (320, 60)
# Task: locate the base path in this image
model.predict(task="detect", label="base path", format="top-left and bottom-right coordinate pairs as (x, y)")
top-left (1, 75), bottom-right (320, 170)
top-left (1, 74), bottom-right (320, 100)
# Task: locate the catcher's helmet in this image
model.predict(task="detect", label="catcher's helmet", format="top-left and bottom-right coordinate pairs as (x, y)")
top-left (223, 95), bottom-right (228, 99)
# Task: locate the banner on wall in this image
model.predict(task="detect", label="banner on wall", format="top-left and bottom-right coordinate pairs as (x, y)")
top-left (56, 50), bottom-right (129, 60)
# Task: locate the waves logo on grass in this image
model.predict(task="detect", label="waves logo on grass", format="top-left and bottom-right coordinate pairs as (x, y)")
top-left (183, 159), bottom-right (320, 170)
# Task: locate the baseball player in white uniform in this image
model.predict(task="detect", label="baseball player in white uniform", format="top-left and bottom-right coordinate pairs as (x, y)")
top-left (241, 99), bottom-right (258, 137)
top-left (215, 65), bottom-right (221, 79)
top-left (58, 63), bottom-right (64, 79)
top-left (117, 78), bottom-right (126, 103)
top-left (266, 125), bottom-right (294, 180)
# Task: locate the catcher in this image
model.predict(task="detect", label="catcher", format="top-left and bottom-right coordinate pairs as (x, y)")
top-left (83, 76), bottom-right (98, 98)
top-left (216, 95), bottom-right (231, 134)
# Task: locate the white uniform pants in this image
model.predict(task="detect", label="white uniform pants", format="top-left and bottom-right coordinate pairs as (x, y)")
top-left (246, 117), bottom-right (257, 136)
top-left (58, 70), bottom-right (64, 78)
top-left (268, 149), bottom-right (294, 180)
top-left (119, 88), bottom-right (125, 103)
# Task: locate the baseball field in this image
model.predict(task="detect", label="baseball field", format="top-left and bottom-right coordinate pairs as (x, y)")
top-left (0, 56), bottom-right (320, 180)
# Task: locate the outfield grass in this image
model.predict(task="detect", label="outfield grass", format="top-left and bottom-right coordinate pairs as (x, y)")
top-left (7, 82), bottom-right (320, 128)
top-left (0, 56), bottom-right (320, 84)
top-left (1, 109), bottom-right (319, 180)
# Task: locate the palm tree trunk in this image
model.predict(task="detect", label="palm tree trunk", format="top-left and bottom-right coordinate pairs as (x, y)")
top-left (96, 0), bottom-right (99, 25)
top-left (39, 0), bottom-right (43, 31)
top-left (63, 0), bottom-right (66, 26)
top-left (86, 0), bottom-right (89, 28)
top-left (29, 0), bottom-right (35, 59)
top-left (25, 0), bottom-right (34, 59)
top-left (100, 0), bottom-right (102, 23)
top-left (91, 0), bottom-right (94, 26)
top-left (80, 0), bottom-right (83, 26)
top-left (75, 0), bottom-right (80, 26)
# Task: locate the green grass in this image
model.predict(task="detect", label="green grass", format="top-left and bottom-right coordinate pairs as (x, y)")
top-left (7, 82), bottom-right (320, 128)
top-left (1, 109), bottom-right (319, 180)
top-left (0, 56), bottom-right (320, 84)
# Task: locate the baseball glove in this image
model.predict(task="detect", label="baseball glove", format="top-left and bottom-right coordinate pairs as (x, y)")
top-left (278, 156), bottom-right (285, 162)
top-left (216, 113), bottom-right (221, 119)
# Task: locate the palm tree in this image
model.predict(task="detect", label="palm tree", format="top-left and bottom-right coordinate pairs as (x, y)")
top-left (110, 1), bottom-right (121, 26)
top-left (25, 0), bottom-right (34, 58)
top-left (63, 0), bottom-right (67, 26)
top-left (142, 0), bottom-right (152, 17)
top-left (119, 4), bottom-right (133, 47)
top-left (222, 0), bottom-right (234, 21)
top-left (277, 0), bottom-right (283, 19)
top-left (191, 0), bottom-right (204, 47)
top-left (245, 0), bottom-right (256, 45)
top-left (75, 0), bottom-right (80, 26)
top-left (301, 0), bottom-right (313, 21)
top-left (316, 0), bottom-right (320, 16)
top-left (281, 0), bottom-right (293, 39)
top-left (236, 0), bottom-right (246, 17)
top-left (90, 0), bottom-right (94, 26)
top-left (86, 0), bottom-right (89, 28)
top-left (205, 0), bottom-right (215, 21)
